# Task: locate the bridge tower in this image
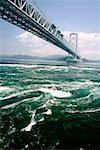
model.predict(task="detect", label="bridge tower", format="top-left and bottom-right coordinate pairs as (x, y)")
top-left (0, 0), bottom-right (80, 59)
top-left (69, 33), bottom-right (78, 59)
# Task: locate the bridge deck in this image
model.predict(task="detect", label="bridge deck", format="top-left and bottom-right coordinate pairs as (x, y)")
top-left (0, 0), bottom-right (80, 59)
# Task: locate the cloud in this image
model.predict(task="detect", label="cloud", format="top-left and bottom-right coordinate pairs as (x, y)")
top-left (16, 31), bottom-right (100, 59)
top-left (16, 32), bottom-right (67, 56)
top-left (62, 31), bottom-right (100, 59)
top-left (16, 32), bottom-right (44, 47)
top-left (78, 32), bottom-right (100, 59)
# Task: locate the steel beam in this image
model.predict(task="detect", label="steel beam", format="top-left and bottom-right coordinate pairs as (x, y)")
top-left (0, 0), bottom-right (80, 59)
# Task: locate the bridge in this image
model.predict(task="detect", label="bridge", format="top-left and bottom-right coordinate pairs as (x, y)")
top-left (0, 0), bottom-right (80, 59)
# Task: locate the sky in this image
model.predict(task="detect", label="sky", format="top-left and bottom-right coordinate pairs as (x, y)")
top-left (0, 0), bottom-right (100, 60)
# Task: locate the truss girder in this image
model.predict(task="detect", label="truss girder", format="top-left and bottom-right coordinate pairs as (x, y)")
top-left (0, 0), bottom-right (80, 59)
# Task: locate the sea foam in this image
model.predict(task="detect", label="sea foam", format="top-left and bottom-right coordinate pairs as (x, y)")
top-left (38, 87), bottom-right (71, 98)
top-left (21, 111), bottom-right (36, 132)
top-left (0, 86), bottom-right (10, 92)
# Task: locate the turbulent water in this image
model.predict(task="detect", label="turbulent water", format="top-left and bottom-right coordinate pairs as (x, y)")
top-left (0, 62), bottom-right (100, 149)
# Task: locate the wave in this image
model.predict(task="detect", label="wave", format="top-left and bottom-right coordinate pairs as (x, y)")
top-left (66, 108), bottom-right (100, 114)
top-left (1, 93), bottom-right (43, 109)
top-left (0, 89), bottom-right (34, 101)
top-left (38, 87), bottom-right (71, 98)
top-left (20, 108), bottom-right (51, 132)
top-left (0, 64), bottom-right (38, 68)
top-left (37, 66), bottom-right (69, 72)
top-left (0, 90), bottom-right (43, 108)
top-left (43, 109), bottom-right (52, 115)
top-left (0, 86), bottom-right (11, 92)
top-left (21, 110), bottom-right (36, 132)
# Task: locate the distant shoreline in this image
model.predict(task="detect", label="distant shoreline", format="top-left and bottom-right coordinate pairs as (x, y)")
top-left (0, 59), bottom-right (69, 66)
top-left (0, 59), bottom-right (99, 66)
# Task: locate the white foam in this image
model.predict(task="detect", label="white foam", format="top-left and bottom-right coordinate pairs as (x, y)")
top-left (70, 66), bottom-right (96, 71)
top-left (38, 87), bottom-right (71, 98)
top-left (0, 86), bottom-right (10, 92)
top-left (21, 111), bottom-right (36, 132)
top-left (25, 145), bottom-right (28, 148)
top-left (79, 67), bottom-right (96, 71)
top-left (0, 64), bottom-right (37, 68)
top-left (0, 89), bottom-right (34, 101)
top-left (62, 80), bottom-right (93, 91)
top-left (84, 108), bottom-right (100, 113)
top-left (38, 66), bottom-right (69, 72)
top-left (43, 109), bottom-right (52, 115)
top-left (38, 117), bottom-right (44, 122)
top-left (1, 94), bottom-right (43, 109)
top-left (22, 121), bottom-right (36, 132)
top-left (49, 99), bottom-right (55, 104)
top-left (66, 108), bottom-right (100, 114)
top-left (1, 97), bottom-right (33, 109)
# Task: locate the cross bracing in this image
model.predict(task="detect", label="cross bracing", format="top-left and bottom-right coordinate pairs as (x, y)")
top-left (0, 0), bottom-right (80, 59)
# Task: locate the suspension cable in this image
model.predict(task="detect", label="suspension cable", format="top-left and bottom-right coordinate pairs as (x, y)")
top-left (31, 0), bottom-right (48, 21)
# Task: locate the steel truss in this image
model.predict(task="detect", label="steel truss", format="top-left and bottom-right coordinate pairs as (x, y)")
top-left (0, 0), bottom-right (80, 59)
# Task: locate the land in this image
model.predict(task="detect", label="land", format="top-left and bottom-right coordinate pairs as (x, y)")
top-left (0, 55), bottom-right (99, 64)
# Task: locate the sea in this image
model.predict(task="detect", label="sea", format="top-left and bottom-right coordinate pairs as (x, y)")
top-left (0, 61), bottom-right (100, 149)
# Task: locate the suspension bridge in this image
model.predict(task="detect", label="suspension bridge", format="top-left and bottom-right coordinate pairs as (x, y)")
top-left (0, 0), bottom-right (80, 59)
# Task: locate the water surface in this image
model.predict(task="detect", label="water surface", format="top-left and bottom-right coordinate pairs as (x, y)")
top-left (0, 62), bottom-right (100, 149)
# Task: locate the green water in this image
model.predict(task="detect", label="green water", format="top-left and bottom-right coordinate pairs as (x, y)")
top-left (0, 62), bottom-right (100, 149)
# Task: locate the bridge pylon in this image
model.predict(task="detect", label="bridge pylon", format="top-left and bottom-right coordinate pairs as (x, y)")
top-left (69, 33), bottom-right (78, 59)
top-left (0, 0), bottom-right (80, 59)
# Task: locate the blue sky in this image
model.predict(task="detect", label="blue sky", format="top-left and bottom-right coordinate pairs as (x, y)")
top-left (36, 0), bottom-right (99, 32)
top-left (0, 0), bottom-right (100, 59)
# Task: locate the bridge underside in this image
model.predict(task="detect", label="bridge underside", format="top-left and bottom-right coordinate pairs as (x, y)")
top-left (0, 0), bottom-right (80, 59)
